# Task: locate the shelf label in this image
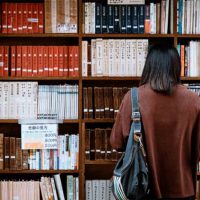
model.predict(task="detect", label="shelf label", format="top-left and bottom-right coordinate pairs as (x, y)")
top-left (21, 124), bottom-right (58, 150)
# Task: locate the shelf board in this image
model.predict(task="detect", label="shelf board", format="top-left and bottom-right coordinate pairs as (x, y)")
top-left (0, 119), bottom-right (79, 124)
top-left (81, 34), bottom-right (175, 38)
top-left (0, 33), bottom-right (79, 38)
top-left (0, 77), bottom-right (79, 81)
top-left (177, 34), bottom-right (200, 38)
top-left (0, 170), bottom-right (79, 174)
top-left (85, 160), bottom-right (117, 165)
top-left (82, 77), bottom-right (141, 81)
top-left (181, 77), bottom-right (200, 81)
top-left (83, 119), bottom-right (114, 123)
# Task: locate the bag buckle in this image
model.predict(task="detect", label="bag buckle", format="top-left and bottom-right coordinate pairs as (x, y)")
top-left (132, 111), bottom-right (140, 122)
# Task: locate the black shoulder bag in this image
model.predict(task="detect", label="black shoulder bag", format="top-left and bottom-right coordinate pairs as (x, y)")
top-left (112, 87), bottom-right (149, 200)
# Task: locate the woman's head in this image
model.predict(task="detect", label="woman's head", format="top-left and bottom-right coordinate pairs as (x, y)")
top-left (140, 44), bottom-right (181, 94)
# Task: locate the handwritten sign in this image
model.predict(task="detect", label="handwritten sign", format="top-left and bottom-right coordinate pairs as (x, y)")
top-left (21, 124), bottom-right (58, 149)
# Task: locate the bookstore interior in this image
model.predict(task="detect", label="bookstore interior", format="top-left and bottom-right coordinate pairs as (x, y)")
top-left (0, 0), bottom-right (199, 199)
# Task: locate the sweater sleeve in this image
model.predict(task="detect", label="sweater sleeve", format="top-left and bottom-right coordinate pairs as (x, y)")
top-left (110, 91), bottom-right (132, 150)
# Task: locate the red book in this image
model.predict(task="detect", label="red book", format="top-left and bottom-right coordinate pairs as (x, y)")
top-left (22, 3), bottom-right (28, 33)
top-left (73, 46), bottom-right (79, 77)
top-left (17, 3), bottom-right (23, 33)
top-left (38, 3), bottom-right (44, 33)
top-left (32, 46), bottom-right (38, 76)
top-left (27, 3), bottom-right (33, 33)
top-left (16, 46), bottom-right (22, 77)
top-left (11, 46), bottom-right (16, 77)
top-left (27, 46), bottom-right (33, 76)
top-left (7, 3), bottom-right (12, 33)
top-left (2, 3), bottom-right (8, 33)
top-left (21, 46), bottom-right (28, 77)
top-left (53, 46), bottom-right (59, 76)
top-left (48, 46), bottom-right (54, 76)
top-left (32, 3), bottom-right (38, 33)
top-left (3, 46), bottom-right (9, 77)
top-left (38, 46), bottom-right (44, 76)
top-left (12, 3), bottom-right (18, 33)
top-left (43, 46), bottom-right (49, 76)
top-left (63, 46), bottom-right (69, 76)
top-left (58, 46), bottom-right (64, 77)
top-left (68, 46), bottom-right (75, 77)
top-left (0, 46), bottom-right (4, 76)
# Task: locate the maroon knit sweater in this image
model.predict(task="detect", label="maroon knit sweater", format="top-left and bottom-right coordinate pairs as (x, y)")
top-left (110, 84), bottom-right (200, 199)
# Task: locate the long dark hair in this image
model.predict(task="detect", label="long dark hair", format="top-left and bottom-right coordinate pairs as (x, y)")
top-left (140, 44), bottom-right (181, 94)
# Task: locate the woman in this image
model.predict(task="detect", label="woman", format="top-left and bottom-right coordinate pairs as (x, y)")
top-left (110, 45), bottom-right (200, 200)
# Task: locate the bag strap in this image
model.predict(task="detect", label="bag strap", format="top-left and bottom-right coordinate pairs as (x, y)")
top-left (131, 87), bottom-right (141, 136)
top-left (131, 87), bottom-right (146, 157)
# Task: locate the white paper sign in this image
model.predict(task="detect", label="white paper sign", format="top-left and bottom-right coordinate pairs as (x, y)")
top-left (21, 124), bottom-right (58, 149)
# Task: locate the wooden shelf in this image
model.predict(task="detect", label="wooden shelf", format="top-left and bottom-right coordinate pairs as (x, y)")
top-left (83, 119), bottom-right (114, 123)
top-left (177, 34), bottom-right (200, 38)
top-left (0, 33), bottom-right (79, 38)
top-left (82, 77), bottom-right (141, 81)
top-left (0, 77), bottom-right (79, 81)
top-left (81, 33), bottom-right (175, 38)
top-left (0, 170), bottom-right (79, 174)
top-left (85, 160), bottom-right (117, 165)
top-left (181, 77), bottom-right (200, 81)
top-left (0, 119), bottom-right (79, 124)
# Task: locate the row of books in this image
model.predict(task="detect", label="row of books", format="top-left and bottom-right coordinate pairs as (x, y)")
top-left (1, 134), bottom-right (79, 170)
top-left (10, 46), bottom-right (79, 77)
top-left (177, 42), bottom-right (200, 77)
top-left (177, 0), bottom-right (200, 34)
top-left (85, 128), bottom-right (121, 161)
top-left (40, 174), bottom-right (79, 200)
top-left (82, 39), bottom-right (148, 77)
top-left (83, 0), bottom-right (173, 34)
top-left (83, 87), bottom-right (129, 119)
top-left (45, 0), bottom-right (77, 33)
top-left (0, 82), bottom-right (78, 120)
top-left (186, 84), bottom-right (200, 96)
top-left (1, 3), bottom-right (44, 34)
top-left (38, 85), bottom-right (78, 120)
top-left (0, 180), bottom-right (40, 200)
top-left (86, 179), bottom-right (115, 200)
top-left (0, 174), bottom-right (78, 200)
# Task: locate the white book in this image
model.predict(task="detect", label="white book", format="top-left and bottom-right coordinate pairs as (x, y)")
top-left (82, 41), bottom-right (88, 76)
top-left (125, 40), bottom-right (133, 76)
top-left (161, 0), bottom-right (166, 34)
top-left (103, 40), bottom-right (109, 76)
top-left (131, 39), bottom-right (137, 76)
top-left (96, 38), bottom-right (103, 76)
top-left (108, 40), bottom-right (114, 76)
top-left (54, 174), bottom-right (65, 200)
top-left (51, 0), bottom-right (57, 33)
top-left (113, 40), bottom-right (120, 76)
top-left (50, 177), bottom-right (58, 200)
top-left (136, 40), bottom-right (144, 76)
top-left (8, 82), bottom-right (15, 119)
top-left (150, 3), bottom-right (155, 34)
top-left (2, 82), bottom-right (9, 119)
top-left (86, 180), bottom-right (92, 200)
top-left (99, 180), bottom-right (106, 200)
top-left (0, 83), bottom-right (3, 119)
top-left (92, 180), bottom-right (99, 200)
top-left (119, 39), bottom-right (126, 76)
top-left (90, 3), bottom-right (96, 34)
top-left (164, 0), bottom-right (169, 33)
top-left (91, 39), bottom-right (97, 76)
top-left (186, 0), bottom-right (191, 34)
top-left (67, 175), bottom-right (74, 200)
top-left (75, 177), bottom-right (79, 200)
top-left (84, 3), bottom-right (89, 33)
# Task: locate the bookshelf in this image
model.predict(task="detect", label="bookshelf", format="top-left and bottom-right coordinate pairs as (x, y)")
top-left (0, 0), bottom-right (200, 199)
